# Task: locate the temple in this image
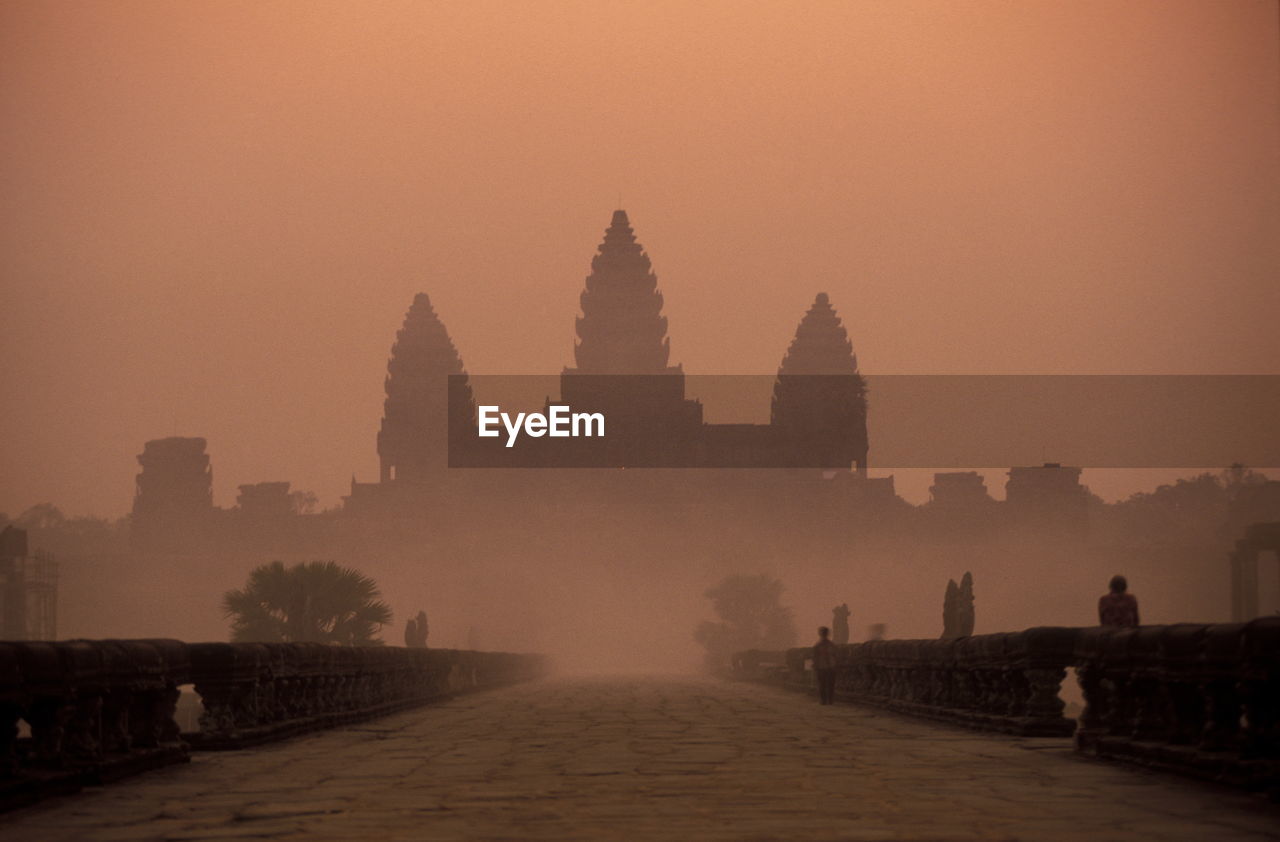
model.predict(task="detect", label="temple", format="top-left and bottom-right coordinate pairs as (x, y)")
top-left (444, 211), bottom-right (872, 470)
top-left (88, 208), bottom-right (1280, 639)
top-left (134, 210), bottom-right (913, 547)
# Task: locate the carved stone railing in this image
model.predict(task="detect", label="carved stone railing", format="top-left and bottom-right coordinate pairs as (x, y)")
top-left (733, 620), bottom-right (1280, 794)
top-left (186, 644), bottom-right (546, 749)
top-left (1074, 618), bottom-right (1278, 794)
top-left (0, 640), bottom-right (547, 810)
top-left (0, 639), bottom-right (191, 811)
top-left (732, 628), bottom-right (1080, 737)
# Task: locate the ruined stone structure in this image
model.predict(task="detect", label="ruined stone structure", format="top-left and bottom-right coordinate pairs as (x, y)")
top-left (133, 438), bottom-right (213, 519)
top-left (0, 526), bottom-right (57, 640)
top-left (926, 472), bottom-right (998, 542)
top-left (131, 437), bottom-right (214, 550)
top-left (1230, 521), bottom-right (1280, 620)
top-left (1005, 463), bottom-right (1088, 537)
top-left (929, 472), bottom-right (994, 508)
top-left (235, 482), bottom-right (293, 521)
top-left (1225, 481), bottom-right (1280, 545)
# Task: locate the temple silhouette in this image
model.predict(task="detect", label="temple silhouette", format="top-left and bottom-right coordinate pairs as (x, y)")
top-left (342, 209), bottom-right (882, 515)
top-left (129, 209), bottom-right (1099, 552)
top-left (370, 210), bottom-right (868, 474)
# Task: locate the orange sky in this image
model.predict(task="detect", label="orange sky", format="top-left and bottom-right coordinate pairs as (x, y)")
top-left (2, 0), bottom-right (1277, 517)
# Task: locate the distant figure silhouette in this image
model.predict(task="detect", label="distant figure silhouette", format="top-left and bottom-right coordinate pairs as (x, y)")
top-left (831, 603), bottom-right (851, 645)
top-left (1098, 575), bottom-right (1140, 628)
top-left (812, 626), bottom-right (838, 705)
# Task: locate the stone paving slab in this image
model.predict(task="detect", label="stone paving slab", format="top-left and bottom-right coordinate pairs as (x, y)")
top-left (2, 676), bottom-right (1279, 841)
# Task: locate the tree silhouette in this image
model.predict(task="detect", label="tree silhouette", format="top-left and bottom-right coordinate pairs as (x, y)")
top-left (694, 573), bottom-right (797, 669)
top-left (222, 560), bottom-right (392, 645)
top-left (16, 503), bottom-right (66, 530)
top-left (289, 490), bottom-right (320, 515)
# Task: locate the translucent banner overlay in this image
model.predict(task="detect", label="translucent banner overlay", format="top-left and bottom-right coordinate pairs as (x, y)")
top-left (447, 375), bottom-right (1280, 469)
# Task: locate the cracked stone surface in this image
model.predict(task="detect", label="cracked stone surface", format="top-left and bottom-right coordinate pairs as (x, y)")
top-left (4, 676), bottom-right (1279, 841)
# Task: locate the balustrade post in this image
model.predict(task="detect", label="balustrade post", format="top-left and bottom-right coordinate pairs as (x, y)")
top-left (1199, 624), bottom-right (1245, 752)
top-left (1074, 627), bottom-right (1113, 751)
top-left (1239, 618), bottom-right (1280, 763)
top-left (190, 643), bottom-right (263, 741)
top-left (1128, 627), bottom-right (1172, 742)
top-left (116, 641), bottom-right (165, 750)
top-left (1159, 625), bottom-right (1208, 747)
top-left (148, 639), bottom-right (190, 747)
top-left (1101, 628), bottom-right (1139, 740)
top-left (0, 644), bottom-right (25, 777)
top-left (53, 643), bottom-right (105, 764)
top-left (16, 643), bottom-right (72, 768)
top-left (1014, 628), bottom-right (1076, 737)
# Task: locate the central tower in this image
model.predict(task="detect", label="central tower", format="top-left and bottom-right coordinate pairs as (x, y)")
top-left (561, 210), bottom-right (701, 465)
top-left (771, 293), bottom-right (869, 473)
top-left (567, 210), bottom-right (677, 375)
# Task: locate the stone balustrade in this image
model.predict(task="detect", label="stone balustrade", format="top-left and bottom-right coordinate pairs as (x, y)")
top-left (0, 640), bottom-right (547, 810)
top-left (735, 628), bottom-right (1079, 737)
top-left (187, 643), bottom-right (546, 749)
top-left (733, 619), bottom-right (1280, 794)
top-left (1074, 618), bottom-right (1278, 794)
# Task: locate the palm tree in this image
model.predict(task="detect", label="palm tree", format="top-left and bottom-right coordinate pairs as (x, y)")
top-left (222, 560), bottom-right (392, 645)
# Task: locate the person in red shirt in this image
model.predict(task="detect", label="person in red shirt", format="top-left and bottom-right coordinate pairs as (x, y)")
top-left (812, 626), bottom-right (838, 705)
top-left (1098, 575), bottom-right (1140, 628)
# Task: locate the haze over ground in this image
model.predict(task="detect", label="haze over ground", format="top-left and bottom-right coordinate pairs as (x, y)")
top-left (2, 0), bottom-right (1277, 517)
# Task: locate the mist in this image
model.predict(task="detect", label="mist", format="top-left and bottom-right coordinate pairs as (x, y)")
top-left (3, 0), bottom-right (1278, 519)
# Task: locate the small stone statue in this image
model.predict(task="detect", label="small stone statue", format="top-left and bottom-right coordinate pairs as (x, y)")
top-left (956, 572), bottom-right (975, 637)
top-left (403, 610), bottom-right (429, 648)
top-left (942, 573), bottom-right (975, 639)
top-left (942, 579), bottom-right (960, 639)
top-left (831, 603), bottom-right (851, 645)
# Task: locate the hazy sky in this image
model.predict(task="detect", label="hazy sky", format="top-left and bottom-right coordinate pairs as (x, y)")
top-left (2, 0), bottom-right (1277, 517)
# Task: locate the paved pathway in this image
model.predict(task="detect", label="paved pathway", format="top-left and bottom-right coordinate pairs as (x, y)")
top-left (4, 676), bottom-right (1279, 841)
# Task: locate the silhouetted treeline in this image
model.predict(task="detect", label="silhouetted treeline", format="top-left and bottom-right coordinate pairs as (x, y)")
top-left (1091, 466), bottom-right (1272, 546)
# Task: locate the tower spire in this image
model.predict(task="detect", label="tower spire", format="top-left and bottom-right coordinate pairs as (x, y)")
top-left (777, 292), bottom-right (860, 375)
top-left (568, 210), bottom-right (674, 374)
top-left (377, 293), bottom-right (474, 483)
top-left (772, 293), bottom-right (868, 472)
